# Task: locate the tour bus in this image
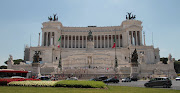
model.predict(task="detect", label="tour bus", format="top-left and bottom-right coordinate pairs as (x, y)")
top-left (0, 69), bottom-right (31, 78)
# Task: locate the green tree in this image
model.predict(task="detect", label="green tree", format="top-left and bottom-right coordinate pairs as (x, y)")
top-left (174, 61), bottom-right (180, 73)
top-left (4, 59), bottom-right (24, 65)
top-left (0, 65), bottom-right (7, 69)
top-left (160, 57), bottom-right (168, 64)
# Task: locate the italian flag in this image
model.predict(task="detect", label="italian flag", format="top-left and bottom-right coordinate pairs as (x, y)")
top-left (58, 36), bottom-right (61, 48)
top-left (112, 36), bottom-right (116, 48)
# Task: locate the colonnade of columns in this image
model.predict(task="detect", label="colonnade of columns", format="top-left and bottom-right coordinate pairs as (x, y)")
top-left (129, 31), bottom-right (141, 46)
top-left (42, 31), bottom-right (141, 47)
top-left (61, 34), bottom-right (123, 48)
top-left (43, 32), bottom-right (55, 46)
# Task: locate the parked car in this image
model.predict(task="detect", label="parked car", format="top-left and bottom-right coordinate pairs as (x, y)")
top-left (89, 78), bottom-right (100, 81)
top-left (37, 76), bottom-right (50, 80)
top-left (103, 78), bottom-right (119, 83)
top-left (130, 77), bottom-right (138, 81)
top-left (144, 77), bottom-right (172, 88)
top-left (98, 76), bottom-right (108, 81)
top-left (90, 76), bottom-right (108, 81)
top-left (66, 77), bottom-right (78, 80)
top-left (122, 78), bottom-right (131, 82)
top-left (175, 76), bottom-right (180, 81)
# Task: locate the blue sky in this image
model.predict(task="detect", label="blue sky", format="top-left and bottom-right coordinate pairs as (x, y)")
top-left (0, 0), bottom-right (180, 65)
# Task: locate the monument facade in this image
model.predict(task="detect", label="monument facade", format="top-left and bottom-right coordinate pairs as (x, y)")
top-left (7, 13), bottom-right (177, 78)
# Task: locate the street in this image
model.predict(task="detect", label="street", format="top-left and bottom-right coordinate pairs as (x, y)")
top-left (107, 80), bottom-right (180, 90)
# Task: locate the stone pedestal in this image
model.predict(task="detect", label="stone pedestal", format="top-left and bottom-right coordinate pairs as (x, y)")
top-left (130, 63), bottom-right (139, 78)
top-left (87, 41), bottom-right (94, 51)
top-left (32, 63), bottom-right (41, 76)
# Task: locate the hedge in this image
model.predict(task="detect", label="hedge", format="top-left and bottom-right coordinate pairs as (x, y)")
top-left (54, 80), bottom-right (106, 88)
top-left (8, 81), bottom-right (58, 87)
top-left (0, 78), bottom-right (40, 86)
top-left (8, 81), bottom-right (57, 87)
top-left (7, 80), bottom-right (107, 88)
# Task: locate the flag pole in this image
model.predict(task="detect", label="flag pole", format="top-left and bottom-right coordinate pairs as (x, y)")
top-left (115, 30), bottom-right (117, 60)
top-left (58, 32), bottom-right (62, 71)
top-left (114, 29), bottom-right (118, 73)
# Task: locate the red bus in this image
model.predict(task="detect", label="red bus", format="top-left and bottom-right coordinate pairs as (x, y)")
top-left (0, 69), bottom-right (31, 78)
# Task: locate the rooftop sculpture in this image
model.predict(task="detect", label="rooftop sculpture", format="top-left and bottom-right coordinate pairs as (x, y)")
top-left (48, 14), bottom-right (58, 21)
top-left (126, 12), bottom-right (136, 20)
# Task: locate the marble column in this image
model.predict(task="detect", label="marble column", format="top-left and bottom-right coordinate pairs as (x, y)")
top-left (93, 35), bottom-right (95, 48)
top-left (67, 35), bottom-right (69, 48)
top-left (42, 32), bottom-right (44, 46)
top-left (131, 31), bottom-right (133, 45)
top-left (119, 34), bottom-right (120, 47)
top-left (140, 31), bottom-right (142, 45)
top-left (72, 36), bottom-right (74, 48)
top-left (121, 34), bottom-right (123, 47)
top-left (104, 35), bottom-right (105, 48)
top-left (96, 35), bottom-right (97, 48)
top-left (48, 32), bottom-right (50, 46)
top-left (46, 32), bottom-right (48, 46)
top-left (99, 35), bottom-right (101, 48)
top-left (70, 35), bottom-right (72, 48)
top-left (136, 31), bottom-right (138, 46)
top-left (75, 35), bottom-right (76, 48)
top-left (82, 36), bottom-right (84, 48)
top-left (78, 35), bottom-right (80, 48)
top-left (50, 32), bottom-right (53, 46)
top-left (111, 35), bottom-right (113, 47)
top-left (97, 35), bottom-right (99, 48)
top-left (64, 35), bottom-right (65, 48)
top-left (128, 32), bottom-right (131, 46)
top-left (86, 36), bottom-right (87, 48)
top-left (50, 32), bottom-right (52, 46)
top-left (108, 35), bottom-right (109, 48)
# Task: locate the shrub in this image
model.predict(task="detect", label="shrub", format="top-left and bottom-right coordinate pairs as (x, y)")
top-left (0, 78), bottom-right (40, 86)
top-left (8, 81), bottom-right (58, 87)
top-left (54, 80), bottom-right (106, 88)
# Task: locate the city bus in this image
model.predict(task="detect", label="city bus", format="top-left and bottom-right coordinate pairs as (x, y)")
top-left (0, 69), bottom-right (31, 78)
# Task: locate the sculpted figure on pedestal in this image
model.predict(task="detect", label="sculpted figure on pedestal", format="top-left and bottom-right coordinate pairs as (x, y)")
top-left (33, 51), bottom-right (40, 63)
top-left (87, 30), bottom-right (93, 41)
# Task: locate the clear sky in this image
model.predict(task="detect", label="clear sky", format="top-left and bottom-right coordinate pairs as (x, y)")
top-left (0, 0), bottom-right (180, 65)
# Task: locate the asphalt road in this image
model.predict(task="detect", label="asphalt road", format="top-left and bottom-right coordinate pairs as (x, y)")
top-left (107, 80), bottom-right (180, 90)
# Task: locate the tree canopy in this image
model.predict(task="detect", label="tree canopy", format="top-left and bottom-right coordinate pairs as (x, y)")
top-left (174, 61), bottom-right (180, 73)
top-left (0, 65), bottom-right (7, 69)
top-left (4, 59), bottom-right (24, 65)
top-left (160, 57), bottom-right (168, 64)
